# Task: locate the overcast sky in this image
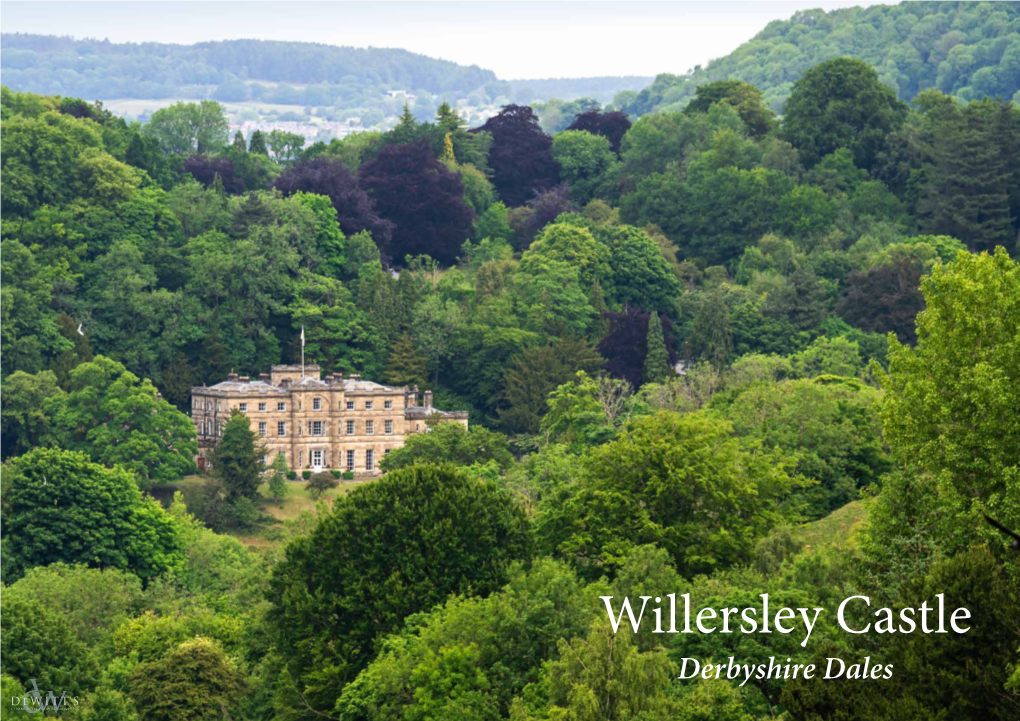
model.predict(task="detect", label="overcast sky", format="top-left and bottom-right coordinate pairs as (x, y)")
top-left (2, 1), bottom-right (890, 79)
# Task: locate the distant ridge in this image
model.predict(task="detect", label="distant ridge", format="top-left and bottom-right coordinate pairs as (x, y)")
top-left (620, 1), bottom-right (1020, 115)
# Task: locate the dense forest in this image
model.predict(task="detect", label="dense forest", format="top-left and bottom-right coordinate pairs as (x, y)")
top-left (2, 36), bottom-right (1020, 721)
top-left (620, 1), bottom-right (1020, 114)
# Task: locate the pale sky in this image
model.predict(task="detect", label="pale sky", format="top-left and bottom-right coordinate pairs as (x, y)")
top-left (1, 1), bottom-right (891, 79)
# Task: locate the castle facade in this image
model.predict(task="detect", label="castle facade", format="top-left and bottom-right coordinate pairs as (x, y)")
top-left (190, 365), bottom-right (467, 476)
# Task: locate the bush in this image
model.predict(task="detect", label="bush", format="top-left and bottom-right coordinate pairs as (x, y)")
top-left (302, 470), bottom-right (312, 480)
top-left (286, 470), bottom-right (297, 480)
top-left (342, 471), bottom-right (355, 481)
top-left (331, 470), bottom-right (342, 479)
top-left (229, 497), bottom-right (263, 530)
top-left (306, 472), bottom-right (338, 499)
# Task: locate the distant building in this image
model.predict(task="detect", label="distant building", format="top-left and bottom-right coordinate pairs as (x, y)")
top-left (190, 365), bottom-right (467, 476)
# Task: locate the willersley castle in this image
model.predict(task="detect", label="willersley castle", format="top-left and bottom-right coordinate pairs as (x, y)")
top-left (190, 365), bottom-right (467, 475)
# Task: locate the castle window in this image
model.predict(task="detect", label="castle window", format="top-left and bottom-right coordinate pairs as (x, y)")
top-left (312, 421), bottom-right (324, 436)
top-left (278, 421), bottom-right (286, 437)
top-left (346, 400), bottom-right (355, 410)
top-left (384, 400), bottom-right (393, 410)
top-left (258, 402), bottom-right (267, 412)
top-left (258, 422), bottom-right (267, 437)
top-left (366, 420), bottom-right (374, 435)
top-left (239, 403), bottom-right (248, 412)
top-left (277, 402), bottom-right (286, 411)
top-left (365, 449), bottom-right (375, 472)
top-left (313, 397), bottom-right (322, 411)
top-left (346, 450), bottom-right (355, 470)
top-left (262, 455), bottom-right (268, 467)
top-left (312, 450), bottom-right (324, 467)
top-left (385, 420), bottom-right (394, 435)
top-left (365, 401), bottom-right (374, 410)
top-left (346, 420), bottom-right (355, 436)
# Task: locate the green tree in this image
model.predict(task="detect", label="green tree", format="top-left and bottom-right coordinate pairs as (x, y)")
top-left (0, 593), bottom-right (96, 697)
top-left (527, 619), bottom-right (676, 721)
top-left (267, 464), bottom-right (534, 710)
top-left (4, 563), bottom-right (143, 647)
top-left (55, 356), bottom-right (197, 485)
top-left (383, 332), bottom-right (429, 389)
top-left (689, 291), bottom-right (732, 368)
top-left (550, 130), bottom-right (618, 204)
top-left (267, 452), bottom-right (289, 505)
top-left (306, 471), bottom-right (338, 498)
top-left (380, 423), bottom-right (514, 472)
top-left (248, 129), bottom-right (269, 155)
top-left (2, 447), bottom-right (185, 582)
top-left (642, 312), bottom-right (671, 385)
top-left (143, 101), bottom-right (229, 156)
top-left (782, 57), bottom-right (907, 171)
top-left (684, 78), bottom-right (776, 138)
top-left (232, 130), bottom-right (247, 152)
top-left (0, 369), bottom-right (65, 460)
top-left (212, 409), bottom-right (264, 501)
top-left (877, 248), bottom-right (1020, 544)
top-left (128, 637), bottom-right (247, 721)
top-left (497, 338), bottom-right (603, 435)
top-left (540, 412), bottom-right (798, 578)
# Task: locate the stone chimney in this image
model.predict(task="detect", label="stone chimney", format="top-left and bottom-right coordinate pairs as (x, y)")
top-left (424, 390), bottom-right (433, 408)
top-left (259, 373), bottom-right (270, 383)
top-left (350, 374), bottom-right (362, 381)
top-left (280, 378), bottom-right (291, 389)
top-left (227, 372), bottom-right (239, 382)
top-left (239, 375), bottom-right (250, 382)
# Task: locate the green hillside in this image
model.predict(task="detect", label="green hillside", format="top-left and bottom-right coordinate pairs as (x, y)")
top-left (621, 1), bottom-right (1020, 114)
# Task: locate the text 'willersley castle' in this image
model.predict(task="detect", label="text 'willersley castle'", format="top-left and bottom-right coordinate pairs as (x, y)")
top-left (191, 365), bottom-right (467, 475)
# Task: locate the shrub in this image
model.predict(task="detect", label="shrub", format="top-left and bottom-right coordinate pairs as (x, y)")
top-left (286, 470), bottom-right (297, 480)
top-left (302, 470), bottom-right (312, 480)
top-left (342, 471), bottom-right (355, 481)
top-left (306, 472), bottom-right (338, 499)
top-left (331, 470), bottom-right (342, 479)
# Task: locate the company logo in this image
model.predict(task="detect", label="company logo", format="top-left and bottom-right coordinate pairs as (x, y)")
top-left (9, 680), bottom-right (80, 714)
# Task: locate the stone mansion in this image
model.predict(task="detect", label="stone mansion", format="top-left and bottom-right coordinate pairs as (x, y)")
top-left (191, 365), bottom-right (467, 476)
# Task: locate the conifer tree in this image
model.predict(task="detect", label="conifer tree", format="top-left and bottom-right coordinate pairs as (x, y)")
top-left (267, 452), bottom-right (289, 506)
top-left (212, 410), bottom-right (264, 501)
top-left (248, 129), bottom-right (269, 155)
top-left (588, 279), bottom-right (610, 343)
top-left (382, 333), bottom-right (428, 389)
top-left (642, 311), bottom-right (671, 385)
top-left (232, 130), bottom-right (247, 152)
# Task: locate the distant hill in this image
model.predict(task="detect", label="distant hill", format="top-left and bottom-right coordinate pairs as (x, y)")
top-left (621, 1), bottom-right (1020, 115)
top-left (0, 34), bottom-right (500, 103)
top-left (507, 76), bottom-right (655, 104)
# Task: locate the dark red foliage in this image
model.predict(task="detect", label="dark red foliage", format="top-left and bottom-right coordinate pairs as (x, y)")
top-left (184, 155), bottom-right (244, 194)
top-left (598, 307), bottom-right (678, 387)
top-left (508, 185), bottom-right (577, 251)
top-left (274, 156), bottom-right (394, 261)
top-left (358, 140), bottom-right (475, 266)
top-left (567, 109), bottom-right (632, 155)
top-left (836, 258), bottom-right (925, 344)
top-left (474, 104), bottom-right (560, 207)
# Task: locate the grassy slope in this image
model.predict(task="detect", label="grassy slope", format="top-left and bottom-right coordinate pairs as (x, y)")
top-left (796, 499), bottom-right (869, 553)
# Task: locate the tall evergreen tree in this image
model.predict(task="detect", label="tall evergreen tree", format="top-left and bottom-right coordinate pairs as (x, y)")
top-left (212, 409), bottom-right (264, 501)
top-left (921, 99), bottom-right (1017, 253)
top-left (382, 332), bottom-right (428, 389)
top-left (642, 311), bottom-right (671, 385)
top-left (248, 129), bottom-right (268, 156)
top-left (232, 130), bottom-right (247, 152)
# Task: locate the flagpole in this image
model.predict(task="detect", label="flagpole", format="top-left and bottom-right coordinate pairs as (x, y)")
top-left (301, 325), bottom-right (305, 378)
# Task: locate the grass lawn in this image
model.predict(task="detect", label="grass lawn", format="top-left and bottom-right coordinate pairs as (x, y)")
top-left (796, 499), bottom-right (870, 553)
